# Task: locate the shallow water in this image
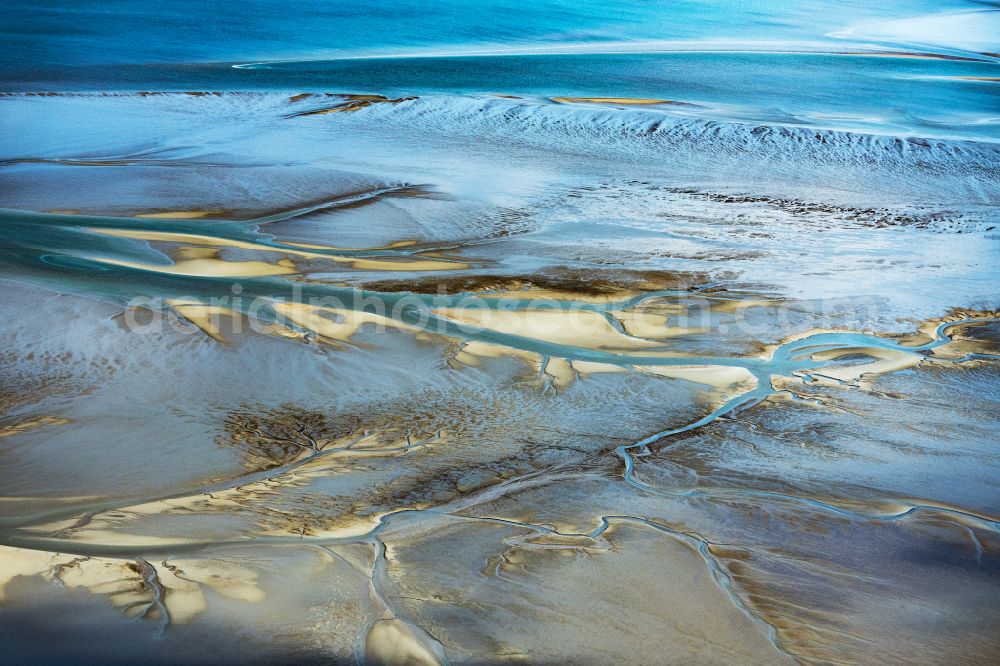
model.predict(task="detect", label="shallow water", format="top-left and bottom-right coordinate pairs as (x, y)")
top-left (0, 2), bottom-right (998, 664)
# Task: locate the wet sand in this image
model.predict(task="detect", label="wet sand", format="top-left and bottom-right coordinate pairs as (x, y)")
top-left (0, 18), bottom-right (999, 662)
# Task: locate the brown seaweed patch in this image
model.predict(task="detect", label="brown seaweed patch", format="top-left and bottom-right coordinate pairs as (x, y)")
top-left (551, 96), bottom-right (700, 107)
top-left (0, 353), bottom-right (80, 417)
top-left (0, 415), bottom-right (71, 439)
top-left (202, 387), bottom-right (613, 538)
top-left (359, 267), bottom-right (709, 297)
top-left (220, 404), bottom-right (363, 471)
top-left (288, 93), bottom-right (387, 105)
top-left (668, 187), bottom-right (967, 230)
top-left (286, 94), bottom-right (418, 118)
top-left (898, 308), bottom-right (1000, 348)
top-left (926, 321), bottom-right (1000, 362)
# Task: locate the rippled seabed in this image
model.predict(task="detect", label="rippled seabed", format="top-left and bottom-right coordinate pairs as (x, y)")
top-left (1, 1), bottom-right (999, 664)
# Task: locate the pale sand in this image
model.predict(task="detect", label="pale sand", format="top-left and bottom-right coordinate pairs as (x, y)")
top-left (272, 302), bottom-right (421, 345)
top-left (551, 96), bottom-right (672, 105)
top-left (612, 309), bottom-right (708, 339)
top-left (433, 307), bottom-right (669, 351)
top-left (88, 228), bottom-right (295, 253)
top-left (479, 287), bottom-right (639, 304)
top-left (0, 545), bottom-right (263, 625)
top-left (134, 211), bottom-right (216, 219)
top-left (87, 227), bottom-right (467, 271)
top-left (157, 559), bottom-right (265, 623)
top-left (634, 364), bottom-right (757, 392)
top-left (329, 255), bottom-right (469, 271)
top-left (0, 547), bottom-right (166, 621)
top-left (451, 341), bottom-right (626, 392)
top-left (808, 347), bottom-right (921, 384)
top-left (543, 356), bottom-right (577, 391)
top-left (0, 545), bottom-right (80, 602)
top-left (448, 339), bottom-right (541, 369)
top-left (284, 239), bottom-right (417, 251)
top-left (0, 415), bottom-right (71, 439)
top-left (903, 309), bottom-right (1000, 348)
top-left (22, 435), bottom-right (438, 547)
top-left (570, 359), bottom-right (627, 377)
top-left (384, 517), bottom-right (791, 664)
top-left (167, 299), bottom-right (239, 342)
top-left (91, 254), bottom-right (297, 278)
top-left (365, 618), bottom-right (444, 666)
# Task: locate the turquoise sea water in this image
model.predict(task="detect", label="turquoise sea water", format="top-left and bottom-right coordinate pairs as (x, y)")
top-left (3, 1), bottom-right (998, 140)
top-left (1, 0), bottom-right (988, 66)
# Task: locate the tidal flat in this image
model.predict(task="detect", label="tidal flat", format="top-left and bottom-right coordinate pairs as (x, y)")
top-left (1, 1), bottom-right (999, 664)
